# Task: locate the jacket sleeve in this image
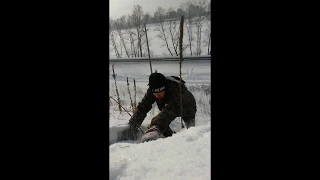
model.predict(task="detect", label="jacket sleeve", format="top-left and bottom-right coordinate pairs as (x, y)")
top-left (149, 94), bottom-right (181, 133)
top-left (129, 88), bottom-right (156, 128)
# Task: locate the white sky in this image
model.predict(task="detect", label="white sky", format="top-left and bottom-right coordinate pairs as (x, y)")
top-left (110, 0), bottom-right (193, 19)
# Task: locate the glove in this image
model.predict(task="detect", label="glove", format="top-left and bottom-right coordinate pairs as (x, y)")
top-left (120, 109), bottom-right (146, 141)
top-left (140, 125), bottom-right (160, 143)
top-left (120, 125), bottom-right (138, 141)
top-left (128, 109), bottom-right (146, 129)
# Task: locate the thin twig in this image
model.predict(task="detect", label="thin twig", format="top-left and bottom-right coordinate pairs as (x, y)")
top-left (112, 64), bottom-right (122, 112)
top-left (110, 95), bottom-right (132, 116)
top-left (133, 79), bottom-right (137, 108)
top-left (110, 95), bottom-right (144, 134)
top-left (127, 77), bottom-right (134, 111)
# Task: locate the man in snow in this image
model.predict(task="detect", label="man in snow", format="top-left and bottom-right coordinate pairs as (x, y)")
top-left (121, 72), bottom-right (197, 143)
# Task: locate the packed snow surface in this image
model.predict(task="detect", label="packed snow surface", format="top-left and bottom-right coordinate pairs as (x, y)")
top-left (109, 60), bottom-right (211, 180)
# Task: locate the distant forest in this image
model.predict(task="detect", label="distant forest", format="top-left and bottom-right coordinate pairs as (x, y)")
top-left (110, 0), bottom-right (211, 29)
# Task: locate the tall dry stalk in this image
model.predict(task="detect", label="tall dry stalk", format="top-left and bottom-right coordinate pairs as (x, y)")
top-left (179, 16), bottom-right (186, 129)
top-left (144, 24), bottom-right (153, 73)
top-left (112, 64), bottom-right (122, 112)
top-left (133, 79), bottom-right (137, 108)
top-left (127, 77), bottom-right (134, 111)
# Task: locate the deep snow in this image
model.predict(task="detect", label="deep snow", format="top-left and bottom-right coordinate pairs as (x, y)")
top-left (109, 60), bottom-right (211, 180)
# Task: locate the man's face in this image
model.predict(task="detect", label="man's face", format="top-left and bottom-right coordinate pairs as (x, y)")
top-left (153, 90), bottom-right (166, 100)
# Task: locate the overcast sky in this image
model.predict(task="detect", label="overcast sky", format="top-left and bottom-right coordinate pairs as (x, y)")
top-left (110, 0), bottom-right (194, 19)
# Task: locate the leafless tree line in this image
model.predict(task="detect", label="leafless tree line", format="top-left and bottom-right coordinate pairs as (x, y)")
top-left (109, 5), bottom-right (151, 58)
top-left (109, 0), bottom-right (211, 58)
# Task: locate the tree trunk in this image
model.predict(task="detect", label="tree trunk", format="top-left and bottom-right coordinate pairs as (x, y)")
top-left (139, 33), bottom-right (143, 57)
top-left (161, 25), bottom-right (174, 56)
top-left (168, 22), bottom-right (178, 56)
top-left (186, 21), bottom-right (193, 56)
top-left (118, 31), bottom-right (130, 58)
top-left (110, 32), bottom-right (120, 58)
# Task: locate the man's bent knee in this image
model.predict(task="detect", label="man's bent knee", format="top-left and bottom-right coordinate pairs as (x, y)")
top-left (184, 118), bottom-right (195, 128)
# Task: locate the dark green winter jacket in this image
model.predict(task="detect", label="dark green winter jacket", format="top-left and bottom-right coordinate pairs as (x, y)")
top-left (130, 76), bottom-right (197, 133)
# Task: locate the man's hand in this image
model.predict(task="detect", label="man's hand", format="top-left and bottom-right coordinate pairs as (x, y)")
top-left (120, 124), bottom-right (138, 141)
top-left (128, 109), bottom-right (146, 129)
top-left (119, 109), bottom-right (147, 141)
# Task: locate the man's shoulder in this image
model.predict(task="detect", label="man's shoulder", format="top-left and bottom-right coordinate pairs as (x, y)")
top-left (166, 76), bottom-right (186, 84)
top-left (166, 82), bottom-right (181, 96)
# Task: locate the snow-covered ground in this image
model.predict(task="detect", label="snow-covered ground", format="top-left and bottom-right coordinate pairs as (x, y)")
top-left (109, 60), bottom-right (211, 84)
top-left (109, 60), bottom-right (211, 180)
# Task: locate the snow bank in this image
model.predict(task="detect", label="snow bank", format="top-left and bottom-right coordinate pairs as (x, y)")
top-left (109, 124), bottom-right (211, 180)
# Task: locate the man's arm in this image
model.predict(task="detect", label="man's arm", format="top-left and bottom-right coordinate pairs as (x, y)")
top-left (149, 99), bottom-right (180, 133)
top-left (129, 88), bottom-right (157, 128)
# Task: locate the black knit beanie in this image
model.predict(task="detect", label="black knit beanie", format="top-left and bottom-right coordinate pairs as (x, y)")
top-left (148, 73), bottom-right (167, 93)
